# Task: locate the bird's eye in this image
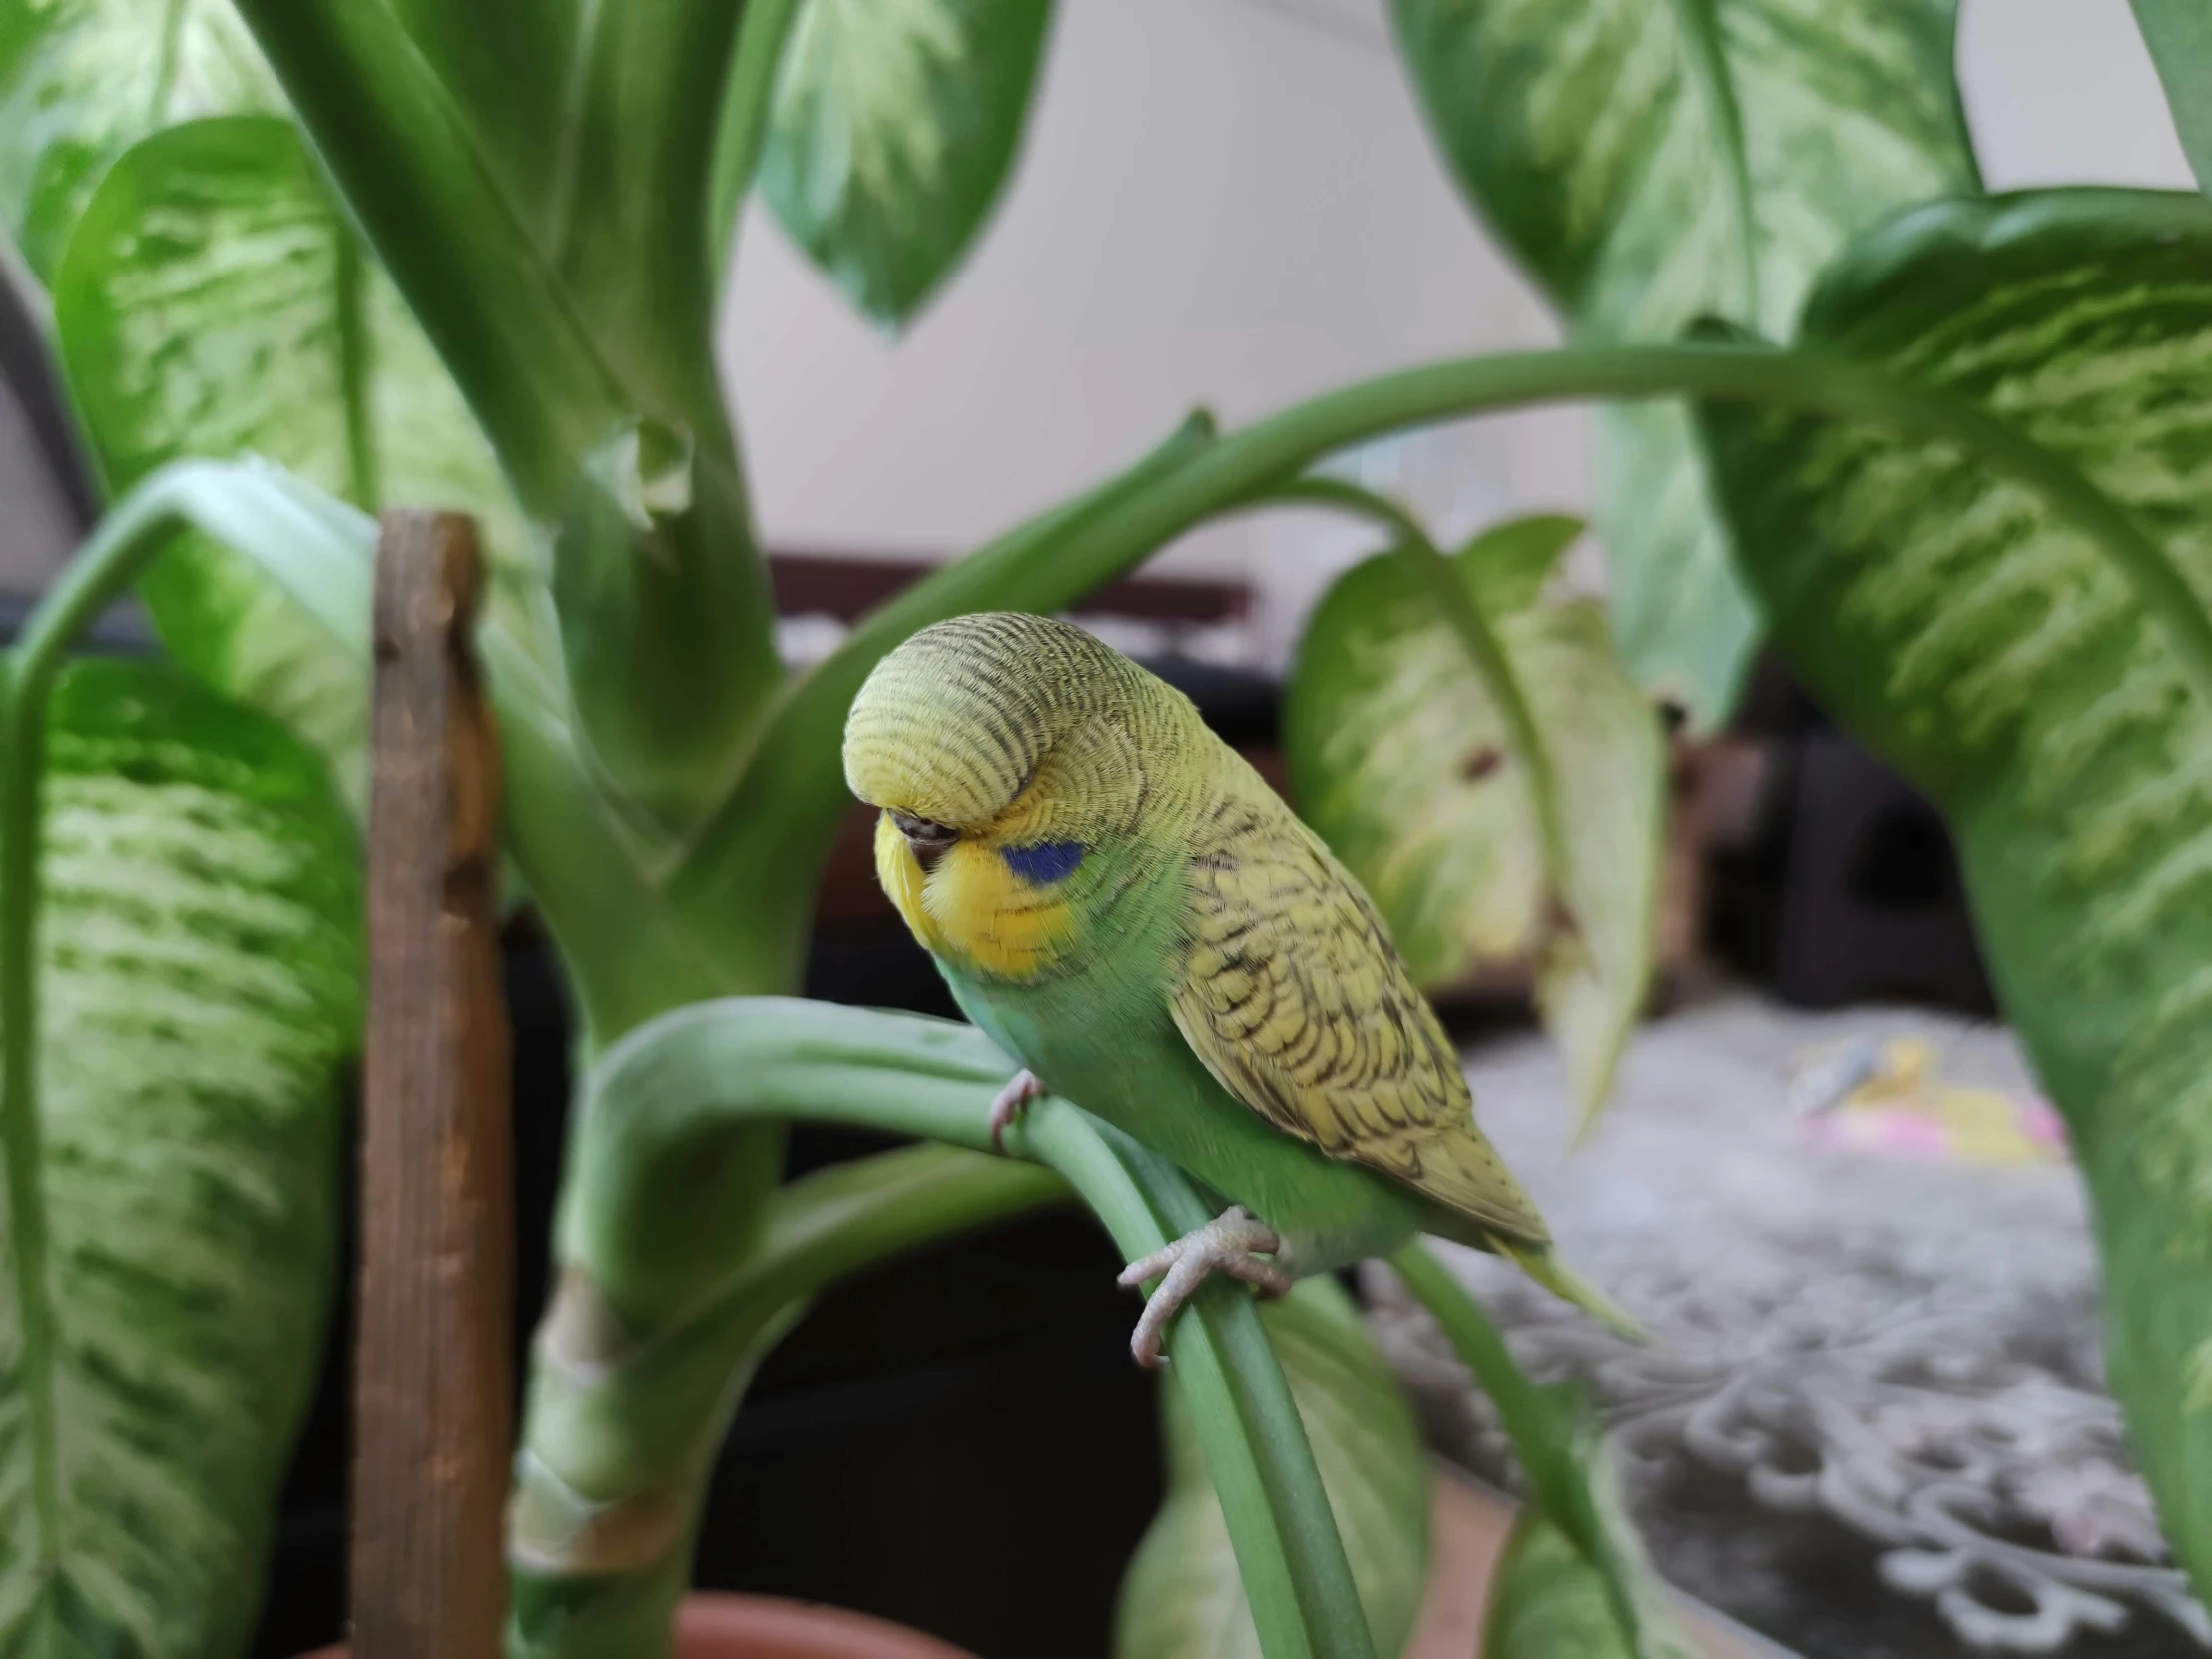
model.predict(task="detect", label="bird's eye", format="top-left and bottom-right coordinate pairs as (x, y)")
top-left (891, 811), bottom-right (960, 853)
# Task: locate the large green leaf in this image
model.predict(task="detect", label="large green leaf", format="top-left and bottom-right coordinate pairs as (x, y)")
top-left (1285, 516), bottom-right (1664, 1121)
top-left (52, 114), bottom-right (541, 813)
top-left (0, 0), bottom-right (279, 282)
top-left (1484, 1512), bottom-right (1629, 1659)
top-left (1114, 1279), bottom-right (1430, 1659)
top-left (0, 655), bottom-right (362, 1656)
top-left (1692, 186), bottom-right (2212, 1598)
top-left (1486, 1486), bottom-right (1690, 1659)
top-left (762, 0), bottom-right (1056, 326)
top-left (1387, 0), bottom-right (1979, 726)
top-left (1480, 1428), bottom-right (1689, 1659)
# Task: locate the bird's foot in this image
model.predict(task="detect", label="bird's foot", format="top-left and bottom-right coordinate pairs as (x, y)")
top-left (1115, 1206), bottom-right (1293, 1368)
top-left (988, 1069), bottom-right (1046, 1150)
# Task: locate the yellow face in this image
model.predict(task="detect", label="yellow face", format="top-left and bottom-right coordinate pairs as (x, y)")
top-left (844, 614), bottom-right (1160, 981)
top-left (872, 800), bottom-right (1080, 981)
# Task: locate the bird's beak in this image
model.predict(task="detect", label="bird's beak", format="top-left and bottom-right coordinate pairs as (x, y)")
top-left (891, 810), bottom-right (959, 869)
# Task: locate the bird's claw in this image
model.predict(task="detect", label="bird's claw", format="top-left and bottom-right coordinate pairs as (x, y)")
top-left (988, 1069), bottom-right (1045, 1150)
top-left (1116, 1206), bottom-right (1292, 1368)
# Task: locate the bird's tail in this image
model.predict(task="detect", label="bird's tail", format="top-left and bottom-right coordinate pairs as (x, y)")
top-left (1496, 1239), bottom-right (1647, 1344)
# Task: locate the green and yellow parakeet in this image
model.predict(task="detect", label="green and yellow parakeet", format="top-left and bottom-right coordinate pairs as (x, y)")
top-left (843, 612), bottom-right (1619, 1365)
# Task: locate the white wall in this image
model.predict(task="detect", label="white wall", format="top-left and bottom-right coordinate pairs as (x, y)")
top-left (718, 0), bottom-right (1581, 638)
top-left (720, 0), bottom-right (2199, 660)
top-left (1959, 0), bottom-right (2190, 192)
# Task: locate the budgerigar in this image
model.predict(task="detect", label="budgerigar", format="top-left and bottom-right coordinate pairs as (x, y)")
top-left (843, 612), bottom-right (1618, 1365)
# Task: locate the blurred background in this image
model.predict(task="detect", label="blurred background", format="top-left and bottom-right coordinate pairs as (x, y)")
top-left (1, 3), bottom-right (2196, 1657)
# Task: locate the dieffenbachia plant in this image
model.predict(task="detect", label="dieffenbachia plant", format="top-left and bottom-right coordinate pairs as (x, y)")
top-left (1691, 183), bottom-right (2212, 1609)
top-left (1284, 507), bottom-right (1663, 1125)
top-left (0, 467), bottom-right (367, 1651)
top-left (11, 0), bottom-right (2212, 1655)
top-left (1388, 0), bottom-right (1981, 729)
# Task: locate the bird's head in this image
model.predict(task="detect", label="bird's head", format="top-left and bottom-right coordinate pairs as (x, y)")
top-left (843, 614), bottom-right (1192, 972)
top-left (844, 611), bottom-right (1177, 852)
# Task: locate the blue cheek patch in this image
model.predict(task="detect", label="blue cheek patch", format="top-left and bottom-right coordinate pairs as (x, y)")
top-left (1000, 840), bottom-right (1086, 886)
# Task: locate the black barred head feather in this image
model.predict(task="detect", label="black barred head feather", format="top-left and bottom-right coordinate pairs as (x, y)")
top-left (844, 613), bottom-right (1169, 829)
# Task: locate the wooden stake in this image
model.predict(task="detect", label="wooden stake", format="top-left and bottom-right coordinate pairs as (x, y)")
top-left (353, 511), bottom-right (511, 1659)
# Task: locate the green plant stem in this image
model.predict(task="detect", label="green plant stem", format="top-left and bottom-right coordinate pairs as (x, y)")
top-left (519, 996), bottom-right (1372, 1659)
top-left (0, 459), bottom-right (372, 1572)
top-left (1055, 343), bottom-right (2212, 702)
top-left (234, 0), bottom-right (787, 849)
top-left (1387, 1243), bottom-right (1631, 1637)
top-left (679, 339), bottom-right (2212, 925)
top-left (228, 0), bottom-right (629, 515)
top-left (332, 227), bottom-right (377, 508)
top-left (708, 0), bottom-right (808, 277)
top-left (1027, 1107), bottom-right (1376, 1659)
top-left (555, 0), bottom-right (757, 432)
top-left (1253, 475), bottom-right (1572, 911)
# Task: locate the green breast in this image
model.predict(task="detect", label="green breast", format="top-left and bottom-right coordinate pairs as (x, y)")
top-left (934, 847), bottom-right (1421, 1271)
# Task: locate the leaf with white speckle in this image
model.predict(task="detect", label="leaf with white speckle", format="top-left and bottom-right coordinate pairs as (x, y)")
top-left (0, 655), bottom-right (362, 1655)
top-left (0, 0), bottom-right (280, 281)
top-left (1696, 185), bottom-right (2212, 1607)
top-left (763, 0), bottom-right (1056, 325)
top-left (53, 115), bottom-right (543, 817)
top-left (1389, 0), bottom-right (1980, 727)
top-left (1286, 515), bottom-right (1665, 1122)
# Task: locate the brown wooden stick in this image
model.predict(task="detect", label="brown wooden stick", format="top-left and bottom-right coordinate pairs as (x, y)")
top-left (353, 511), bottom-right (512, 1659)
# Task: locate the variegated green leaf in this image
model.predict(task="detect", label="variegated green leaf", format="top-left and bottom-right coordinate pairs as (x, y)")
top-left (0, 655), bottom-right (362, 1657)
top-left (1113, 1278), bottom-right (1430, 1659)
top-left (762, 0), bottom-right (1056, 325)
top-left (53, 114), bottom-right (545, 815)
top-left (1487, 1452), bottom-right (1692, 1659)
top-left (0, 0), bottom-right (279, 282)
top-left (1485, 1512), bottom-right (1632, 1659)
top-left (1694, 186), bottom-right (2212, 1598)
top-left (1388, 0), bottom-right (1980, 727)
top-left (1285, 516), bottom-right (1664, 1120)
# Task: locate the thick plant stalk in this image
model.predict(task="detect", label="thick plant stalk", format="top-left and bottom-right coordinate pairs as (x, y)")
top-left (231, 0), bottom-right (784, 847)
top-left (510, 997), bottom-right (1375, 1659)
top-left (221, 0), bottom-right (627, 516)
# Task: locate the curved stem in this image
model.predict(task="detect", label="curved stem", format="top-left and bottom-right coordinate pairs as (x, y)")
top-left (1387, 1243), bottom-right (1636, 1643)
top-left (1253, 476), bottom-right (1571, 905)
top-left (681, 339), bottom-right (2212, 915)
top-left (1058, 343), bottom-right (2212, 700)
top-left (1021, 1108), bottom-right (1375, 1659)
top-left (525, 995), bottom-right (1373, 1659)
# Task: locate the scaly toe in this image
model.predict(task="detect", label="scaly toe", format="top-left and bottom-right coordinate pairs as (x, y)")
top-left (1117, 1206), bottom-right (1289, 1367)
top-left (987, 1069), bottom-right (1044, 1150)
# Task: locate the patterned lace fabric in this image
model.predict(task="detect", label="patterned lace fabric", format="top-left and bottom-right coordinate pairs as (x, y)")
top-left (1363, 993), bottom-right (2209, 1659)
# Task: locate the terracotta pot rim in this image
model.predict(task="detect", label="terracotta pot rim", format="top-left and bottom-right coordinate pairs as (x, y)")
top-left (296, 1589), bottom-right (978, 1659)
